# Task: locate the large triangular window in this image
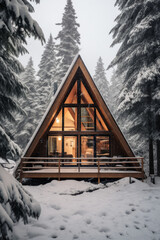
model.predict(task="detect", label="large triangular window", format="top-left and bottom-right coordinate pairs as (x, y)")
top-left (49, 78), bottom-right (109, 132)
top-left (47, 67), bottom-right (111, 159)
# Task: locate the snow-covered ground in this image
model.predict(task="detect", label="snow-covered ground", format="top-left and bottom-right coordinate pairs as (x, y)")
top-left (13, 178), bottom-right (160, 240)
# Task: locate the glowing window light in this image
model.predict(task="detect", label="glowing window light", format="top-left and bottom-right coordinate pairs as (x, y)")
top-left (56, 117), bottom-right (59, 123)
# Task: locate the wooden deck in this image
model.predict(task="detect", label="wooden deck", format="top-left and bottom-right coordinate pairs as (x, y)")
top-left (18, 157), bottom-right (144, 183)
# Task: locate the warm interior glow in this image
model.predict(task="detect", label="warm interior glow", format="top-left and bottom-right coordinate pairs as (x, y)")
top-left (56, 117), bottom-right (59, 123)
top-left (96, 110), bottom-right (108, 131)
top-left (96, 136), bottom-right (110, 157)
top-left (81, 136), bottom-right (94, 165)
top-left (48, 79), bottom-right (110, 161)
top-left (65, 82), bottom-right (77, 104)
top-left (48, 136), bottom-right (62, 157)
top-left (81, 82), bottom-right (93, 104)
top-left (50, 110), bottom-right (62, 131)
top-left (81, 107), bottom-right (94, 131)
top-left (64, 136), bottom-right (77, 164)
top-left (64, 107), bottom-right (77, 131)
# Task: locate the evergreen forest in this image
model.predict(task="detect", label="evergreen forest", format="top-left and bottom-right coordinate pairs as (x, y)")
top-left (0, 0), bottom-right (160, 238)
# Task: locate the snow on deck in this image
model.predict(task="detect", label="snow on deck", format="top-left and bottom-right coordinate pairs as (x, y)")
top-left (24, 167), bottom-right (141, 174)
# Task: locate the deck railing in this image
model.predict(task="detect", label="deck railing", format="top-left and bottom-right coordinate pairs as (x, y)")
top-left (19, 157), bottom-right (144, 182)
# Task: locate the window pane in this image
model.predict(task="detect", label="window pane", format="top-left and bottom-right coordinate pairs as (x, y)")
top-left (64, 107), bottom-right (77, 131)
top-left (81, 136), bottom-right (94, 165)
top-left (65, 82), bottom-right (77, 104)
top-left (81, 82), bottom-right (93, 104)
top-left (81, 107), bottom-right (94, 131)
top-left (96, 136), bottom-right (110, 157)
top-left (96, 110), bottom-right (108, 131)
top-left (64, 136), bottom-right (77, 164)
top-left (48, 136), bottom-right (62, 157)
top-left (50, 110), bottom-right (62, 131)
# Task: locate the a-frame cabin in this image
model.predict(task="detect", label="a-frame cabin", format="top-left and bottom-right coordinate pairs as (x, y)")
top-left (17, 55), bottom-right (144, 182)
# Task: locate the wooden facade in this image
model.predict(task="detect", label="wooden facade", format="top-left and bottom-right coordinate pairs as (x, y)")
top-left (16, 55), bottom-right (144, 182)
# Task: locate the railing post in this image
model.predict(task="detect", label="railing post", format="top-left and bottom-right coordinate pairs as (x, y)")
top-left (58, 159), bottom-right (61, 181)
top-left (78, 158), bottom-right (80, 173)
top-left (98, 160), bottom-right (100, 173)
top-left (98, 159), bottom-right (100, 184)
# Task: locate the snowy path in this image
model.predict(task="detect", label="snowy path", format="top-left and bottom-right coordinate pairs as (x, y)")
top-left (13, 178), bottom-right (160, 240)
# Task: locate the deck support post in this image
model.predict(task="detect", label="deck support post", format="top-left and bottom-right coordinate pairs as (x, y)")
top-left (129, 177), bottom-right (132, 184)
top-left (78, 161), bottom-right (80, 173)
top-left (98, 177), bottom-right (100, 184)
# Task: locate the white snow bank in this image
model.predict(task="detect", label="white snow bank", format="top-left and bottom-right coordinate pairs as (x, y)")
top-left (12, 177), bottom-right (160, 240)
top-left (30, 179), bottom-right (104, 195)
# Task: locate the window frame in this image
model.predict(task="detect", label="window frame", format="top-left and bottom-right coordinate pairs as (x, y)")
top-left (48, 78), bottom-right (111, 159)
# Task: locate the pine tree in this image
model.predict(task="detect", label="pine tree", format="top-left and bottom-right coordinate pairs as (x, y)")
top-left (155, 71), bottom-right (160, 176)
top-left (93, 57), bottom-right (109, 104)
top-left (13, 58), bottom-right (40, 150)
top-left (0, 0), bottom-right (44, 238)
top-left (37, 34), bottom-right (56, 111)
top-left (55, 0), bottom-right (80, 85)
top-left (0, 0), bottom-right (44, 160)
top-left (109, 68), bottom-right (122, 116)
top-left (108, 0), bottom-right (160, 176)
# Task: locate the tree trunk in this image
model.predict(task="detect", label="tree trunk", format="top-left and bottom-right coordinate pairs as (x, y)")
top-left (157, 140), bottom-right (160, 176)
top-left (149, 138), bottom-right (154, 175)
top-left (149, 138), bottom-right (155, 183)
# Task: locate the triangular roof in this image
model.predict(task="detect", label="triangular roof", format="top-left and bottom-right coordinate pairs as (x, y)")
top-left (23, 54), bottom-right (134, 157)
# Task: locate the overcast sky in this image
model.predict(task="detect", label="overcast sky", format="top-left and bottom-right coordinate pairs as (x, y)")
top-left (19, 0), bottom-right (120, 81)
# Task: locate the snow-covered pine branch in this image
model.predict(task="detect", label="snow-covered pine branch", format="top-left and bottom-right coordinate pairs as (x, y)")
top-left (108, 0), bottom-right (160, 176)
top-left (0, 165), bottom-right (41, 240)
top-left (0, 0), bottom-right (45, 160)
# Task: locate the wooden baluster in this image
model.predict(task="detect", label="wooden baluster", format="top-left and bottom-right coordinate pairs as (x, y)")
top-left (78, 158), bottom-right (80, 173)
